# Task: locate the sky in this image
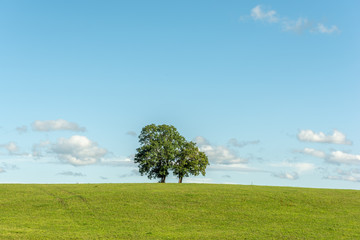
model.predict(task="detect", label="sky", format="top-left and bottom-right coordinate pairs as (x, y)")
top-left (0, 1), bottom-right (359, 189)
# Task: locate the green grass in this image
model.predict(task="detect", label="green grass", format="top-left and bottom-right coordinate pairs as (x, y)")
top-left (0, 184), bottom-right (359, 239)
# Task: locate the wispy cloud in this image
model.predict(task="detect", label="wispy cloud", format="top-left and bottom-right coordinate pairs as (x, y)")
top-left (270, 161), bottom-right (315, 180)
top-left (246, 5), bottom-right (339, 35)
top-left (0, 142), bottom-right (28, 156)
top-left (315, 23), bottom-right (340, 34)
top-left (283, 18), bottom-right (311, 34)
top-left (58, 171), bottom-right (86, 177)
top-left (250, 5), bottom-right (278, 23)
top-left (228, 138), bottom-right (260, 148)
top-left (300, 148), bottom-right (326, 159)
top-left (118, 169), bottom-right (140, 178)
top-left (325, 168), bottom-right (360, 182)
top-left (126, 131), bottom-right (137, 137)
top-left (328, 151), bottom-right (360, 165)
top-left (297, 130), bottom-right (351, 145)
top-left (16, 125), bottom-right (28, 134)
top-left (32, 119), bottom-right (86, 132)
top-left (271, 161), bottom-right (316, 174)
top-left (273, 171), bottom-right (299, 180)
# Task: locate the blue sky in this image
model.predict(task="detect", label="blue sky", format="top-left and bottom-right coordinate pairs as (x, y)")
top-left (0, 1), bottom-right (359, 189)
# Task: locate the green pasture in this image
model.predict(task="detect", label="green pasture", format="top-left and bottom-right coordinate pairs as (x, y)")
top-left (0, 184), bottom-right (359, 239)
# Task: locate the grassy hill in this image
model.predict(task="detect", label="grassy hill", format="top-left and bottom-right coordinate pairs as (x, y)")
top-left (0, 184), bottom-right (359, 239)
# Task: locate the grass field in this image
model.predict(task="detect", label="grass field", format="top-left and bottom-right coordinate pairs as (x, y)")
top-left (0, 184), bottom-right (359, 239)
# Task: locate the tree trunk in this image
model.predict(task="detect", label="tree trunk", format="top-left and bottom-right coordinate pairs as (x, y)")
top-left (160, 176), bottom-right (166, 183)
top-left (178, 176), bottom-right (183, 183)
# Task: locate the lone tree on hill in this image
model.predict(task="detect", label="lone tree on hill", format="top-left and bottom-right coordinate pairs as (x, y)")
top-left (134, 124), bottom-right (209, 183)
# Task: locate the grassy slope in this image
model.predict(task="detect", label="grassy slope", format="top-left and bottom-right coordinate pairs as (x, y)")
top-left (0, 184), bottom-right (359, 239)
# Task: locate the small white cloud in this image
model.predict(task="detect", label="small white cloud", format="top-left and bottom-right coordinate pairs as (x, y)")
top-left (283, 18), bottom-right (311, 34)
top-left (194, 136), bottom-right (247, 165)
top-left (315, 23), bottom-right (339, 34)
top-left (0, 142), bottom-right (27, 156)
top-left (251, 5), bottom-right (278, 23)
top-left (5, 142), bottom-right (18, 154)
top-left (273, 171), bottom-right (299, 180)
top-left (301, 148), bottom-right (326, 159)
top-left (228, 138), bottom-right (260, 148)
top-left (51, 135), bottom-right (107, 166)
top-left (297, 129), bottom-right (351, 145)
top-left (32, 119), bottom-right (86, 132)
top-left (328, 151), bottom-right (360, 165)
top-left (0, 167), bottom-right (5, 173)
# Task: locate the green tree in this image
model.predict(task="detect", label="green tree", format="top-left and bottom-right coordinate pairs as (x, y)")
top-left (134, 124), bottom-right (186, 183)
top-left (172, 141), bottom-right (209, 183)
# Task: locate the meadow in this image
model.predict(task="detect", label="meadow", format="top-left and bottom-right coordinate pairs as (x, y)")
top-left (0, 183), bottom-right (359, 239)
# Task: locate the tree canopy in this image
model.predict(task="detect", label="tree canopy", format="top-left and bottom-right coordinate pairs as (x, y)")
top-left (134, 124), bottom-right (209, 183)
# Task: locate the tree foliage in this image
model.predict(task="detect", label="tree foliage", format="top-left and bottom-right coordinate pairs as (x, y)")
top-left (134, 124), bottom-right (209, 183)
top-left (172, 141), bottom-right (209, 183)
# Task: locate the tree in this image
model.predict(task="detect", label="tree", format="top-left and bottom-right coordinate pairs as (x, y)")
top-left (134, 124), bottom-right (186, 183)
top-left (172, 141), bottom-right (209, 183)
top-left (134, 124), bottom-right (209, 183)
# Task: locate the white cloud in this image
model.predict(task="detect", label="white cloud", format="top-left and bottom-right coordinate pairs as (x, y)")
top-left (271, 161), bottom-right (315, 174)
top-left (228, 138), bottom-right (259, 148)
top-left (273, 172), bottom-right (299, 180)
top-left (315, 23), bottom-right (339, 34)
top-left (251, 5), bottom-right (278, 23)
top-left (283, 18), bottom-right (311, 33)
top-left (246, 6), bottom-right (339, 35)
top-left (32, 119), bottom-right (86, 132)
top-left (297, 130), bottom-right (351, 145)
top-left (301, 148), bottom-right (326, 159)
top-left (194, 136), bottom-right (247, 165)
top-left (4, 142), bottom-right (18, 154)
top-left (325, 168), bottom-right (360, 182)
top-left (0, 167), bottom-right (4, 173)
top-left (0, 142), bottom-right (27, 156)
top-left (328, 151), bottom-right (360, 165)
top-left (32, 140), bottom-right (51, 158)
top-left (101, 156), bottom-right (134, 166)
top-left (51, 135), bottom-right (107, 166)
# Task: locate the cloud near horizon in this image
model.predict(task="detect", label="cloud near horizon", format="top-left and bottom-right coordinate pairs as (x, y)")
top-left (32, 119), bottom-right (86, 132)
top-left (58, 171), bottom-right (86, 177)
top-left (273, 171), bottom-right (299, 180)
top-left (325, 168), bottom-right (360, 182)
